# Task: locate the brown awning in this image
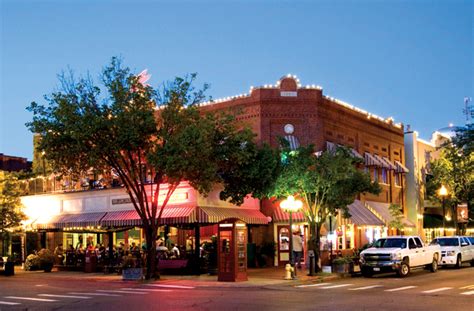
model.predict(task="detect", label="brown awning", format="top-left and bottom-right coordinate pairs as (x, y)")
top-left (197, 206), bottom-right (269, 225)
top-left (347, 200), bottom-right (385, 226)
top-left (35, 212), bottom-right (107, 230)
top-left (365, 201), bottom-right (415, 228)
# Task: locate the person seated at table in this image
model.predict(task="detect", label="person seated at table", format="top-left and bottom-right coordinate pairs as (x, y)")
top-left (170, 243), bottom-right (180, 259)
top-left (54, 243), bottom-right (64, 265)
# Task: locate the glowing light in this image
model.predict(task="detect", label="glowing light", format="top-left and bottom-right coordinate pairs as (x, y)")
top-left (280, 195), bottom-right (303, 212)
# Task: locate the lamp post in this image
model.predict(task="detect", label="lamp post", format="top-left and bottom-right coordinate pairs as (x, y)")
top-left (438, 185), bottom-right (448, 236)
top-left (280, 195), bottom-right (303, 279)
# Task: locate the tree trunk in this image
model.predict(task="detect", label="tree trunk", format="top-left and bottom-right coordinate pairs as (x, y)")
top-left (144, 226), bottom-right (158, 280)
top-left (308, 222), bottom-right (322, 273)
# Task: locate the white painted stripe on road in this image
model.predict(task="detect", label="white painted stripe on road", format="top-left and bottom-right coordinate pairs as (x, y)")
top-left (296, 283), bottom-right (330, 288)
top-left (96, 290), bottom-right (148, 294)
top-left (0, 301), bottom-right (21, 306)
top-left (349, 285), bottom-right (383, 291)
top-left (320, 284), bottom-right (353, 289)
top-left (39, 294), bottom-right (91, 299)
top-left (121, 288), bottom-right (172, 292)
top-left (35, 284), bottom-right (47, 287)
top-left (4, 296), bottom-right (58, 302)
top-left (460, 290), bottom-right (474, 296)
top-left (385, 286), bottom-right (417, 292)
top-left (69, 292), bottom-right (121, 297)
top-left (422, 287), bottom-right (453, 294)
top-left (145, 284), bottom-right (195, 289)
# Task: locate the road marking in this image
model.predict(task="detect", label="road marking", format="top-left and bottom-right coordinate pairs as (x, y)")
top-left (121, 288), bottom-right (172, 292)
top-left (459, 285), bottom-right (474, 290)
top-left (38, 294), bottom-right (91, 299)
top-left (145, 284), bottom-right (195, 289)
top-left (349, 285), bottom-right (383, 291)
top-left (0, 301), bottom-right (21, 305)
top-left (320, 284), bottom-right (353, 289)
top-left (4, 296), bottom-right (58, 302)
top-left (460, 291), bottom-right (474, 296)
top-left (296, 283), bottom-right (330, 288)
top-left (96, 290), bottom-right (148, 294)
top-left (69, 292), bottom-right (121, 297)
top-left (422, 287), bottom-right (453, 294)
top-left (35, 284), bottom-right (47, 287)
top-left (385, 286), bottom-right (417, 292)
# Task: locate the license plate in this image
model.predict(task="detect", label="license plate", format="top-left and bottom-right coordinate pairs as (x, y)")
top-left (373, 267), bottom-right (380, 271)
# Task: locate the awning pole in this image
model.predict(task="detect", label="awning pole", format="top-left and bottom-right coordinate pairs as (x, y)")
top-left (194, 225), bottom-right (201, 275)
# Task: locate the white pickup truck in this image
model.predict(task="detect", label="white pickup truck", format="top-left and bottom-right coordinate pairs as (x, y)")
top-left (430, 236), bottom-right (474, 268)
top-left (360, 236), bottom-right (441, 277)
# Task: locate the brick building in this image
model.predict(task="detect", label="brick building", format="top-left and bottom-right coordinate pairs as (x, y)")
top-left (0, 153), bottom-right (31, 172)
top-left (201, 75), bottom-right (413, 265)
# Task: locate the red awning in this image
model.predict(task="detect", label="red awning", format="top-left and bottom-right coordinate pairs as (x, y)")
top-left (272, 208), bottom-right (306, 223)
top-left (100, 205), bottom-right (197, 227)
top-left (197, 206), bottom-right (269, 225)
top-left (35, 212), bottom-right (107, 230)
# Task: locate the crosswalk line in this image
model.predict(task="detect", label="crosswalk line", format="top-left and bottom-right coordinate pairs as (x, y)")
top-left (38, 294), bottom-right (91, 299)
top-left (349, 285), bottom-right (383, 291)
top-left (460, 290), bottom-right (474, 296)
top-left (296, 283), bottom-right (330, 288)
top-left (121, 288), bottom-right (172, 292)
top-left (459, 285), bottom-right (474, 290)
top-left (320, 284), bottom-right (353, 289)
top-left (385, 286), bottom-right (417, 292)
top-left (69, 292), bottom-right (121, 297)
top-left (96, 290), bottom-right (148, 295)
top-left (4, 296), bottom-right (58, 302)
top-left (0, 301), bottom-right (21, 306)
top-left (145, 284), bottom-right (195, 289)
top-left (422, 287), bottom-right (453, 294)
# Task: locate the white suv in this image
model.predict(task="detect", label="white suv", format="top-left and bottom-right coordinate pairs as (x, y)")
top-left (430, 236), bottom-right (474, 268)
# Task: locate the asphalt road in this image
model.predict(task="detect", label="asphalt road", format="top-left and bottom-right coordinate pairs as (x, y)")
top-left (1, 266), bottom-right (473, 311)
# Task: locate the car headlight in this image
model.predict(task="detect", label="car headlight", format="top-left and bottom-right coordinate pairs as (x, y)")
top-left (391, 252), bottom-right (402, 261)
top-left (447, 251), bottom-right (456, 256)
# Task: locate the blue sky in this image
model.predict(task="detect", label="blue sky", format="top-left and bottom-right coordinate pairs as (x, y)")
top-left (1, 0), bottom-right (472, 160)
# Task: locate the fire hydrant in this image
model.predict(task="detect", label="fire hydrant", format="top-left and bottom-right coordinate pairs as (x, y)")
top-left (284, 264), bottom-right (294, 280)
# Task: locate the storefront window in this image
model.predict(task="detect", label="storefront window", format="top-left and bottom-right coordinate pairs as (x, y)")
top-left (373, 168), bottom-right (378, 182)
top-left (279, 228), bottom-right (289, 251)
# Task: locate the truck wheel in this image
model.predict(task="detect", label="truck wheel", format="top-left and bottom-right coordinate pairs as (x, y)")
top-left (430, 257), bottom-right (438, 272)
top-left (361, 267), bottom-right (373, 278)
top-left (397, 261), bottom-right (410, 277)
top-left (455, 255), bottom-right (462, 269)
top-left (470, 259), bottom-right (474, 267)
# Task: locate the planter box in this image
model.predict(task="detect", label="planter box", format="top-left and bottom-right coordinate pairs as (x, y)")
top-left (332, 263), bottom-right (354, 274)
top-left (122, 268), bottom-right (143, 280)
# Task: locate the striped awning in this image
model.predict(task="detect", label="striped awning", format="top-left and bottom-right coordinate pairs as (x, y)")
top-left (327, 141), bottom-right (363, 160)
top-left (364, 152), bottom-right (383, 167)
top-left (347, 200), bottom-right (385, 226)
top-left (382, 156), bottom-right (398, 170)
top-left (372, 154), bottom-right (397, 170)
top-left (100, 205), bottom-right (197, 227)
top-left (365, 201), bottom-right (415, 228)
top-left (35, 212), bottom-right (107, 230)
top-left (197, 206), bottom-right (269, 225)
top-left (284, 135), bottom-right (300, 151)
top-left (272, 207), bottom-right (306, 223)
top-left (395, 160), bottom-right (409, 173)
top-left (351, 149), bottom-right (364, 160)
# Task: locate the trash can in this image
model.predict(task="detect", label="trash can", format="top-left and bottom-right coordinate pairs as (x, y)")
top-left (84, 250), bottom-right (97, 273)
top-left (4, 261), bottom-right (14, 276)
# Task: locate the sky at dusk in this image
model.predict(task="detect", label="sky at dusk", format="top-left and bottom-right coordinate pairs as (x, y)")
top-left (1, 0), bottom-right (472, 160)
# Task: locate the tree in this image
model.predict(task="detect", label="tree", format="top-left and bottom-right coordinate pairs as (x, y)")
top-left (388, 203), bottom-right (404, 232)
top-left (0, 172), bottom-right (26, 257)
top-left (453, 124), bottom-right (474, 155)
top-left (27, 57), bottom-right (279, 279)
top-left (269, 144), bottom-right (380, 272)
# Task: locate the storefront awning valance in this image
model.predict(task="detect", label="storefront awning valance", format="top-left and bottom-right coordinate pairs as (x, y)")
top-left (347, 200), bottom-right (385, 226)
top-left (364, 152), bottom-right (383, 167)
top-left (326, 141), bottom-right (363, 160)
top-left (272, 208), bottom-right (306, 223)
top-left (197, 206), bottom-right (269, 225)
top-left (35, 212), bottom-right (107, 230)
top-left (100, 205), bottom-right (197, 227)
top-left (365, 201), bottom-right (415, 228)
top-left (372, 154), bottom-right (397, 170)
top-left (395, 161), bottom-right (409, 174)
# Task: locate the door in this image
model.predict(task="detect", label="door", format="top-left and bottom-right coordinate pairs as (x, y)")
top-left (408, 238), bottom-right (422, 266)
top-left (277, 226), bottom-right (290, 266)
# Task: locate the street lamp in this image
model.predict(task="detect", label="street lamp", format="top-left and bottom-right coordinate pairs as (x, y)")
top-left (280, 195), bottom-right (303, 279)
top-left (438, 185), bottom-right (448, 236)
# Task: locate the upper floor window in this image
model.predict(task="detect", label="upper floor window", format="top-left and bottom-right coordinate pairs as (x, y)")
top-left (381, 168), bottom-right (388, 184)
top-left (373, 168), bottom-right (378, 182)
top-left (395, 173), bottom-right (401, 187)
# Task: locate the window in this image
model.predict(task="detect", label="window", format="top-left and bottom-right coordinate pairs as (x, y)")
top-left (408, 238), bottom-right (417, 249)
top-left (381, 168), bottom-right (388, 184)
top-left (395, 173), bottom-right (401, 186)
top-left (373, 168), bottom-right (378, 182)
top-left (414, 237), bottom-right (423, 248)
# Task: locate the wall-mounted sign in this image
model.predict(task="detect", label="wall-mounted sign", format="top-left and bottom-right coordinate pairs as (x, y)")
top-left (280, 91), bottom-right (297, 97)
top-left (457, 204), bottom-right (468, 223)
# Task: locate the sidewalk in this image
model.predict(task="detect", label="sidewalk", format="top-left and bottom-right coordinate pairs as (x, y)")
top-left (12, 266), bottom-right (341, 288)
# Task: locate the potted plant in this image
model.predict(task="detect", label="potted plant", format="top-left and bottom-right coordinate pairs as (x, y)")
top-left (332, 256), bottom-right (354, 274)
top-left (122, 254), bottom-right (143, 280)
top-left (38, 249), bottom-right (55, 272)
top-left (25, 254), bottom-right (41, 271)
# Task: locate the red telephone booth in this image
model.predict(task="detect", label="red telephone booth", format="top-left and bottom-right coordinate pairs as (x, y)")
top-left (217, 219), bottom-right (248, 282)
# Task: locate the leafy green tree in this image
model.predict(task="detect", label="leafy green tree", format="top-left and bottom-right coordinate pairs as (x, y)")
top-left (269, 145), bottom-right (380, 272)
top-left (27, 57), bottom-right (279, 279)
top-left (388, 203), bottom-right (404, 232)
top-left (0, 172), bottom-right (26, 257)
top-left (453, 124), bottom-right (474, 155)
